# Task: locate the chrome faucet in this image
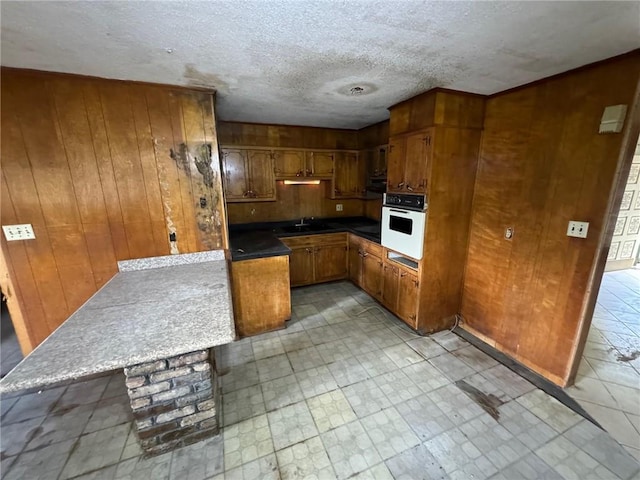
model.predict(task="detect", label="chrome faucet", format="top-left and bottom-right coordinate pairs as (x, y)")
top-left (295, 217), bottom-right (309, 227)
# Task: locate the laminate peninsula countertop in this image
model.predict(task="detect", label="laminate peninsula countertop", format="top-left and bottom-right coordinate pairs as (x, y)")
top-left (0, 251), bottom-right (236, 393)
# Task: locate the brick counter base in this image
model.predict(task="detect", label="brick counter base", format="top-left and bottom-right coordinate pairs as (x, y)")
top-left (124, 350), bottom-right (219, 455)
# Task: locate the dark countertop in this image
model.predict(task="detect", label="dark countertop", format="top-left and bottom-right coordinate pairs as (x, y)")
top-left (229, 230), bottom-right (292, 261)
top-left (229, 216), bottom-right (381, 261)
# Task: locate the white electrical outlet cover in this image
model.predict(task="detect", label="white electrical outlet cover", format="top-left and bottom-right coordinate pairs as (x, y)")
top-left (567, 221), bottom-right (589, 239)
top-left (2, 224), bottom-right (36, 241)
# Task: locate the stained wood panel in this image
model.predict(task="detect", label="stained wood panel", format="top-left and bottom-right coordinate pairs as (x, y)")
top-left (358, 121), bottom-right (389, 149)
top-left (231, 255), bottom-right (290, 337)
top-left (217, 121), bottom-right (359, 150)
top-left (460, 54), bottom-right (640, 386)
top-left (226, 181), bottom-right (364, 223)
top-left (389, 89), bottom-right (485, 135)
top-left (418, 127), bottom-right (482, 333)
top-left (0, 68), bottom-right (227, 354)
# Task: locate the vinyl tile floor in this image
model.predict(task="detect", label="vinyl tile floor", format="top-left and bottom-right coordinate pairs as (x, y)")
top-left (1, 281), bottom-right (638, 479)
top-left (567, 268), bottom-right (640, 462)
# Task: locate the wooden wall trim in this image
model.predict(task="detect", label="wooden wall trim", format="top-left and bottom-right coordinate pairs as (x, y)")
top-left (460, 323), bottom-right (565, 386)
top-left (488, 49), bottom-right (640, 99)
top-left (0, 66), bottom-right (217, 94)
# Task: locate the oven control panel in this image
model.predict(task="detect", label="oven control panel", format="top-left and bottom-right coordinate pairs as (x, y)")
top-left (383, 193), bottom-right (426, 211)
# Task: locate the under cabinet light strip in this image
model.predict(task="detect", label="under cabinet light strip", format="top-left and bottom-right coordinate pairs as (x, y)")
top-left (283, 180), bottom-right (321, 185)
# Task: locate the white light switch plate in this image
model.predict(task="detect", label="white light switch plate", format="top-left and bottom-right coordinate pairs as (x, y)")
top-left (567, 221), bottom-right (589, 238)
top-left (336, 204), bottom-right (343, 212)
top-left (2, 224), bottom-right (36, 241)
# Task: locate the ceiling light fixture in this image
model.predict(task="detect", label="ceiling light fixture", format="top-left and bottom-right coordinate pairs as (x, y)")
top-left (283, 180), bottom-right (321, 185)
top-left (165, 48), bottom-right (174, 54)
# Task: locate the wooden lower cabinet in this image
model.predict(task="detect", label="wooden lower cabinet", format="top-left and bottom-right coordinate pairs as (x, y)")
top-left (362, 253), bottom-right (383, 300)
top-left (348, 234), bottom-right (383, 299)
top-left (348, 235), bottom-right (363, 286)
top-left (288, 247), bottom-right (315, 286)
top-left (382, 263), bottom-right (399, 309)
top-left (397, 270), bottom-right (419, 328)
top-left (348, 232), bottom-right (420, 330)
top-left (230, 255), bottom-right (291, 337)
top-left (281, 233), bottom-right (348, 287)
top-left (315, 244), bottom-right (348, 282)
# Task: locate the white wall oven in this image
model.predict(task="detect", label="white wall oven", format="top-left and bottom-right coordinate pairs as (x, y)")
top-left (381, 193), bottom-right (427, 260)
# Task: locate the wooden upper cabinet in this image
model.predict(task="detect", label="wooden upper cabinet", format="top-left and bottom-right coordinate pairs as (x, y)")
top-left (387, 137), bottom-right (406, 193)
top-left (220, 149), bottom-right (249, 200)
top-left (386, 129), bottom-right (432, 194)
top-left (220, 148), bottom-right (276, 202)
top-left (367, 145), bottom-right (387, 179)
top-left (333, 151), bottom-right (362, 199)
top-left (306, 152), bottom-right (334, 178)
top-left (397, 270), bottom-right (419, 328)
top-left (246, 150), bottom-right (275, 200)
top-left (273, 150), bottom-right (305, 178)
top-left (404, 131), bottom-right (432, 193)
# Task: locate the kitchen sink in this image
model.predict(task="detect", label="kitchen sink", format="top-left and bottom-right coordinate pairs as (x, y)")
top-left (280, 223), bottom-right (332, 233)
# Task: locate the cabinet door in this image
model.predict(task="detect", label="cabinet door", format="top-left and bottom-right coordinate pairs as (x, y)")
top-left (365, 146), bottom-right (388, 179)
top-left (274, 150), bottom-right (305, 178)
top-left (307, 152), bottom-right (334, 178)
top-left (315, 244), bottom-right (348, 282)
top-left (398, 270), bottom-right (419, 329)
top-left (247, 150), bottom-right (276, 200)
top-left (362, 252), bottom-right (383, 300)
top-left (386, 137), bottom-right (406, 193)
top-left (353, 154), bottom-right (367, 197)
top-left (348, 236), bottom-right (363, 286)
top-left (288, 247), bottom-right (315, 286)
top-left (375, 146), bottom-right (388, 178)
top-left (220, 149), bottom-right (249, 200)
top-left (333, 152), bottom-right (360, 198)
top-left (403, 130), bottom-right (432, 194)
top-left (382, 263), bottom-right (399, 311)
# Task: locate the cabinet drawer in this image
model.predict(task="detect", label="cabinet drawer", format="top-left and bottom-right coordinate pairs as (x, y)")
top-left (362, 239), bottom-right (383, 257)
top-left (281, 232), bottom-right (347, 248)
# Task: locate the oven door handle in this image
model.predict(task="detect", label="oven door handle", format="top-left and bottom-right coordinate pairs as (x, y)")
top-left (389, 209), bottom-right (412, 215)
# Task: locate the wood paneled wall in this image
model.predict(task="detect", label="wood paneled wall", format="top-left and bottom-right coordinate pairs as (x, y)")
top-left (217, 121), bottom-right (359, 150)
top-left (389, 89), bottom-right (485, 135)
top-left (358, 121), bottom-right (390, 149)
top-left (1, 69), bottom-right (227, 354)
top-left (227, 182), bottom-right (365, 223)
top-left (460, 54), bottom-right (640, 385)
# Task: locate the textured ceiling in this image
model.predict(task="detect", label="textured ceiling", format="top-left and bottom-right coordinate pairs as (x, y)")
top-left (1, 1), bottom-right (639, 129)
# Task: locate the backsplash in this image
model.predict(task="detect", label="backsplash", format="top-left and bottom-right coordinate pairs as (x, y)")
top-left (227, 181), bottom-right (373, 223)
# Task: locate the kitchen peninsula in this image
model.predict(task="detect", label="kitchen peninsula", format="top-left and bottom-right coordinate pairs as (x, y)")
top-left (228, 216), bottom-right (382, 337)
top-left (0, 251), bottom-right (235, 455)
